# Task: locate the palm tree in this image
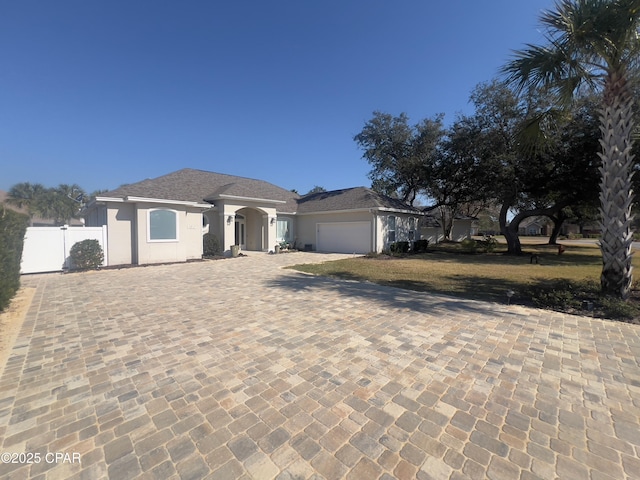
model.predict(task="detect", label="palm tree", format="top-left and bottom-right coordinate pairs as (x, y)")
top-left (6, 182), bottom-right (85, 226)
top-left (6, 182), bottom-right (48, 225)
top-left (502, 0), bottom-right (640, 300)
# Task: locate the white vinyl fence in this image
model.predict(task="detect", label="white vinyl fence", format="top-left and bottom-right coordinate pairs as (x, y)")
top-left (21, 225), bottom-right (108, 274)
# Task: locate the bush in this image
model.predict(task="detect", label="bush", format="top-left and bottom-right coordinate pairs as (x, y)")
top-left (522, 279), bottom-right (598, 310)
top-left (460, 238), bottom-right (478, 253)
top-left (389, 241), bottom-right (410, 254)
top-left (203, 233), bottom-right (221, 257)
top-left (413, 239), bottom-right (429, 253)
top-left (69, 239), bottom-right (104, 271)
top-left (479, 235), bottom-right (498, 253)
top-left (0, 208), bottom-right (30, 311)
top-left (599, 297), bottom-right (640, 320)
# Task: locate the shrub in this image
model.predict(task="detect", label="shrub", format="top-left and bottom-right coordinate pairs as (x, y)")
top-left (69, 239), bottom-right (104, 271)
top-left (0, 207), bottom-right (29, 312)
top-left (203, 233), bottom-right (221, 257)
top-left (389, 241), bottom-right (410, 254)
top-left (599, 297), bottom-right (640, 320)
top-left (460, 238), bottom-right (478, 253)
top-left (413, 239), bottom-right (429, 253)
top-left (522, 279), bottom-right (597, 310)
top-left (479, 235), bottom-right (498, 253)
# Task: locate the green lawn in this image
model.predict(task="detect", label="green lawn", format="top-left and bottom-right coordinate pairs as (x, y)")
top-left (288, 243), bottom-right (640, 322)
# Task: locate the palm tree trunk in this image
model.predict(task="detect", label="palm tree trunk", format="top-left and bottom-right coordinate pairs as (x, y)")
top-left (598, 70), bottom-right (635, 300)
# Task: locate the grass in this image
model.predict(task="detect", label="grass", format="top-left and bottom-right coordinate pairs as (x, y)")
top-left (287, 241), bottom-right (640, 323)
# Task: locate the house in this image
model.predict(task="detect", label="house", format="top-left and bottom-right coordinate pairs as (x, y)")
top-left (82, 168), bottom-right (423, 266)
top-left (419, 214), bottom-right (475, 243)
top-left (518, 216), bottom-right (550, 236)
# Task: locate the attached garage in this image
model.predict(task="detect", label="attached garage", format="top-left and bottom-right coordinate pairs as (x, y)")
top-left (316, 221), bottom-right (371, 254)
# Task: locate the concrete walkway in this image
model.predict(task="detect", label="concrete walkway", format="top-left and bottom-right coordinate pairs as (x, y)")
top-left (1, 252), bottom-right (639, 479)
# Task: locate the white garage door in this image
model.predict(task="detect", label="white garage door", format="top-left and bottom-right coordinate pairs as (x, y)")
top-left (317, 222), bottom-right (371, 254)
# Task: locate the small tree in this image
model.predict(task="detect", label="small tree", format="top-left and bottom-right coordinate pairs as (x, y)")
top-left (69, 239), bottom-right (104, 271)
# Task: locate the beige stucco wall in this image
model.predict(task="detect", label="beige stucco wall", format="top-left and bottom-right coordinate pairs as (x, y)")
top-left (134, 203), bottom-right (204, 265)
top-left (106, 203), bottom-right (136, 265)
top-left (85, 203), bottom-right (133, 265)
top-left (237, 208), bottom-right (265, 251)
top-left (211, 200), bottom-right (277, 254)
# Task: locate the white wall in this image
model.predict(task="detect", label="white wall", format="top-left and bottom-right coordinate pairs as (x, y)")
top-left (21, 225), bottom-right (108, 274)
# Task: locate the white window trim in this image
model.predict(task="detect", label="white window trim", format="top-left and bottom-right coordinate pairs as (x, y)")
top-left (147, 208), bottom-right (180, 243)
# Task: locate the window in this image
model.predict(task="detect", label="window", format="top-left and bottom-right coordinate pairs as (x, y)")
top-left (149, 209), bottom-right (178, 241)
top-left (409, 217), bottom-right (416, 241)
top-left (388, 216), bottom-right (396, 242)
top-left (277, 218), bottom-right (292, 242)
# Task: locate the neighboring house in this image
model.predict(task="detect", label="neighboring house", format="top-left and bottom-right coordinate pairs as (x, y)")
top-left (82, 168), bottom-right (423, 266)
top-left (419, 214), bottom-right (474, 243)
top-left (518, 216), bottom-right (550, 236)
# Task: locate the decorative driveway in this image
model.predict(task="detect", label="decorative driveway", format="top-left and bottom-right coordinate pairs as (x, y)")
top-left (1, 252), bottom-right (639, 480)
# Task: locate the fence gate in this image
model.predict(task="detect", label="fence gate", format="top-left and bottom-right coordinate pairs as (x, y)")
top-left (20, 225), bottom-right (108, 274)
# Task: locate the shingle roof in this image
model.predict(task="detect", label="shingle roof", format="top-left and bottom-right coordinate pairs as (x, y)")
top-left (102, 168), bottom-right (300, 213)
top-left (100, 170), bottom-right (419, 215)
top-left (296, 187), bottom-right (422, 214)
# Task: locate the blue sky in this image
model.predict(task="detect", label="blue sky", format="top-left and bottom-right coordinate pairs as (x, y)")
top-left (1, 1), bottom-right (555, 195)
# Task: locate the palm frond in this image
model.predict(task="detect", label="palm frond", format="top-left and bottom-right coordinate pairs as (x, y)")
top-left (502, 42), bottom-right (596, 105)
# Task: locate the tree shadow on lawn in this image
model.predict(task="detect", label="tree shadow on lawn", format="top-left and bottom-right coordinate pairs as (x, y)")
top-left (270, 270), bottom-right (524, 316)
top-left (416, 249), bottom-right (599, 268)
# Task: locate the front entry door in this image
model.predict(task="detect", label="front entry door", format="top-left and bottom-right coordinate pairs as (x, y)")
top-left (234, 215), bottom-right (246, 249)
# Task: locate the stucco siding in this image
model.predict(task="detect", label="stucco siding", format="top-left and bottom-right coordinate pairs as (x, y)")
top-left (135, 203), bottom-right (204, 265)
top-left (106, 203), bottom-right (135, 266)
top-left (238, 208), bottom-right (264, 251)
top-left (215, 200), bottom-right (277, 254)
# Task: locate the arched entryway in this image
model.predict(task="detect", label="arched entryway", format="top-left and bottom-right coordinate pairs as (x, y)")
top-left (235, 207), bottom-right (267, 251)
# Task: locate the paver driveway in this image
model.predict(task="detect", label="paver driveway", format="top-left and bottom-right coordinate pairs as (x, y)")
top-left (1, 252), bottom-right (639, 480)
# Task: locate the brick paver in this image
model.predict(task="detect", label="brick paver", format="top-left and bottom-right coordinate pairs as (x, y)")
top-left (1, 252), bottom-right (639, 479)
